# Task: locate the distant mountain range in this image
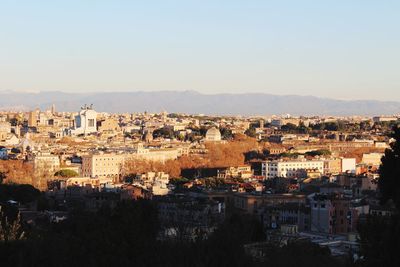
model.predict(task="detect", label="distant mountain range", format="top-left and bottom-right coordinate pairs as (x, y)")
top-left (0, 90), bottom-right (399, 116)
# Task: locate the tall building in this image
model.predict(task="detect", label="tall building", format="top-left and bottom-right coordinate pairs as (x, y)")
top-left (259, 119), bottom-right (264, 129)
top-left (28, 109), bottom-right (39, 127)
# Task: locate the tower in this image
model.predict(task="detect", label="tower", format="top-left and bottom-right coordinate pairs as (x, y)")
top-left (259, 119), bottom-right (264, 129)
top-left (28, 109), bottom-right (39, 127)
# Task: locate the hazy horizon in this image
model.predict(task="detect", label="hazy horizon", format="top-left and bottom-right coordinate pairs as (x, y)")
top-left (1, 89), bottom-right (400, 103)
top-left (1, 1), bottom-right (399, 101)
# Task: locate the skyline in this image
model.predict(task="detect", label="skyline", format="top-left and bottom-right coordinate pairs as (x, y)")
top-left (0, 1), bottom-right (399, 101)
top-left (2, 90), bottom-right (400, 116)
top-left (3, 88), bottom-right (400, 103)
top-left (1, 2), bottom-right (399, 266)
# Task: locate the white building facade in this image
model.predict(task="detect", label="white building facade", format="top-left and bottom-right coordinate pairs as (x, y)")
top-left (71, 105), bottom-right (97, 135)
top-left (262, 159), bottom-right (324, 179)
top-left (341, 158), bottom-right (356, 174)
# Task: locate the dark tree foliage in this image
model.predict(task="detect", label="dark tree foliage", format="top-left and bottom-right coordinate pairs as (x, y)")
top-left (256, 241), bottom-right (342, 267)
top-left (0, 197), bottom-right (344, 267)
top-left (305, 149), bottom-right (331, 157)
top-left (265, 177), bottom-right (291, 193)
top-left (312, 122), bottom-right (338, 131)
top-left (244, 150), bottom-right (265, 161)
top-left (0, 200), bottom-right (159, 267)
top-left (11, 147), bottom-right (21, 154)
top-left (379, 125), bottom-right (400, 209)
top-left (279, 152), bottom-right (301, 158)
top-left (199, 126), bottom-right (209, 137)
top-left (0, 171), bottom-right (6, 184)
top-left (358, 215), bottom-right (400, 267)
top-left (250, 121), bottom-right (260, 128)
top-left (220, 127), bottom-right (233, 140)
top-left (357, 125), bottom-right (400, 267)
top-left (244, 127), bottom-right (257, 138)
top-left (0, 184), bottom-right (41, 204)
top-left (153, 127), bottom-right (175, 139)
top-left (54, 169), bottom-right (79, 178)
top-left (280, 123), bottom-right (298, 132)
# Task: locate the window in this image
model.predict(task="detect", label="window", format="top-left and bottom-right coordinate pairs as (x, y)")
top-left (88, 119), bottom-right (95, 127)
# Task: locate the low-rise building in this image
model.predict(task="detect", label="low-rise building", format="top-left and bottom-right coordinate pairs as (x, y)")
top-left (233, 193), bottom-right (307, 214)
top-left (258, 203), bottom-right (311, 231)
top-left (217, 166), bottom-right (253, 179)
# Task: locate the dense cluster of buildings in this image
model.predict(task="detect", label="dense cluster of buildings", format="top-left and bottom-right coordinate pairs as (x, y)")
top-left (1, 106), bottom-right (398, 260)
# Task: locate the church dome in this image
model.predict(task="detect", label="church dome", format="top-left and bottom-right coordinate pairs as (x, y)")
top-left (205, 127), bottom-right (221, 141)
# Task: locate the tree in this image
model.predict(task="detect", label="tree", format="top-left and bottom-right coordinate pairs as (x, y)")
top-left (244, 150), bottom-right (264, 161)
top-left (357, 125), bottom-right (400, 267)
top-left (10, 148), bottom-right (21, 154)
top-left (0, 172), bottom-right (6, 184)
top-left (220, 127), bottom-right (233, 140)
top-left (379, 125), bottom-right (400, 209)
top-left (0, 206), bottom-right (25, 242)
top-left (305, 149), bottom-right (331, 157)
top-left (0, 160), bottom-right (34, 185)
top-left (54, 169), bottom-right (79, 178)
top-left (153, 127), bottom-right (175, 139)
top-left (281, 123), bottom-right (298, 132)
top-left (0, 184), bottom-right (41, 204)
top-left (297, 122), bottom-right (311, 134)
top-left (244, 127), bottom-right (257, 138)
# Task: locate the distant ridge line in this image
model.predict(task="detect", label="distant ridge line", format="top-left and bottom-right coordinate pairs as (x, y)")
top-left (0, 90), bottom-right (399, 116)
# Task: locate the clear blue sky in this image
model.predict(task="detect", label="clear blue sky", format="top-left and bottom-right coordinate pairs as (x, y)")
top-left (0, 0), bottom-right (399, 100)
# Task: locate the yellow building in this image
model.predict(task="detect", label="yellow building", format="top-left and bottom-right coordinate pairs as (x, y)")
top-left (81, 153), bottom-right (124, 180)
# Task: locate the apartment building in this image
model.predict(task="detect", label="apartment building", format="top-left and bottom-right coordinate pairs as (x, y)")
top-left (262, 159), bottom-right (324, 179)
top-left (33, 152), bottom-right (60, 175)
top-left (309, 193), bottom-right (357, 234)
top-left (217, 166), bottom-right (253, 179)
top-left (233, 193), bottom-right (306, 214)
top-left (81, 153), bottom-right (124, 179)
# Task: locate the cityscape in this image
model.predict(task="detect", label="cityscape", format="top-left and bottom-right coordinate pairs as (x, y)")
top-left (1, 1), bottom-right (399, 267)
top-left (0, 105), bottom-right (398, 266)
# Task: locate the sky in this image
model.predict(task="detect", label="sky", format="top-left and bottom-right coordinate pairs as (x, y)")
top-left (0, 0), bottom-right (399, 101)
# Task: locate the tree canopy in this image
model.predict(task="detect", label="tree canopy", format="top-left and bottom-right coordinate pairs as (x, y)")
top-left (357, 125), bottom-right (400, 266)
top-left (379, 125), bottom-right (400, 209)
top-left (54, 169), bottom-right (79, 178)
